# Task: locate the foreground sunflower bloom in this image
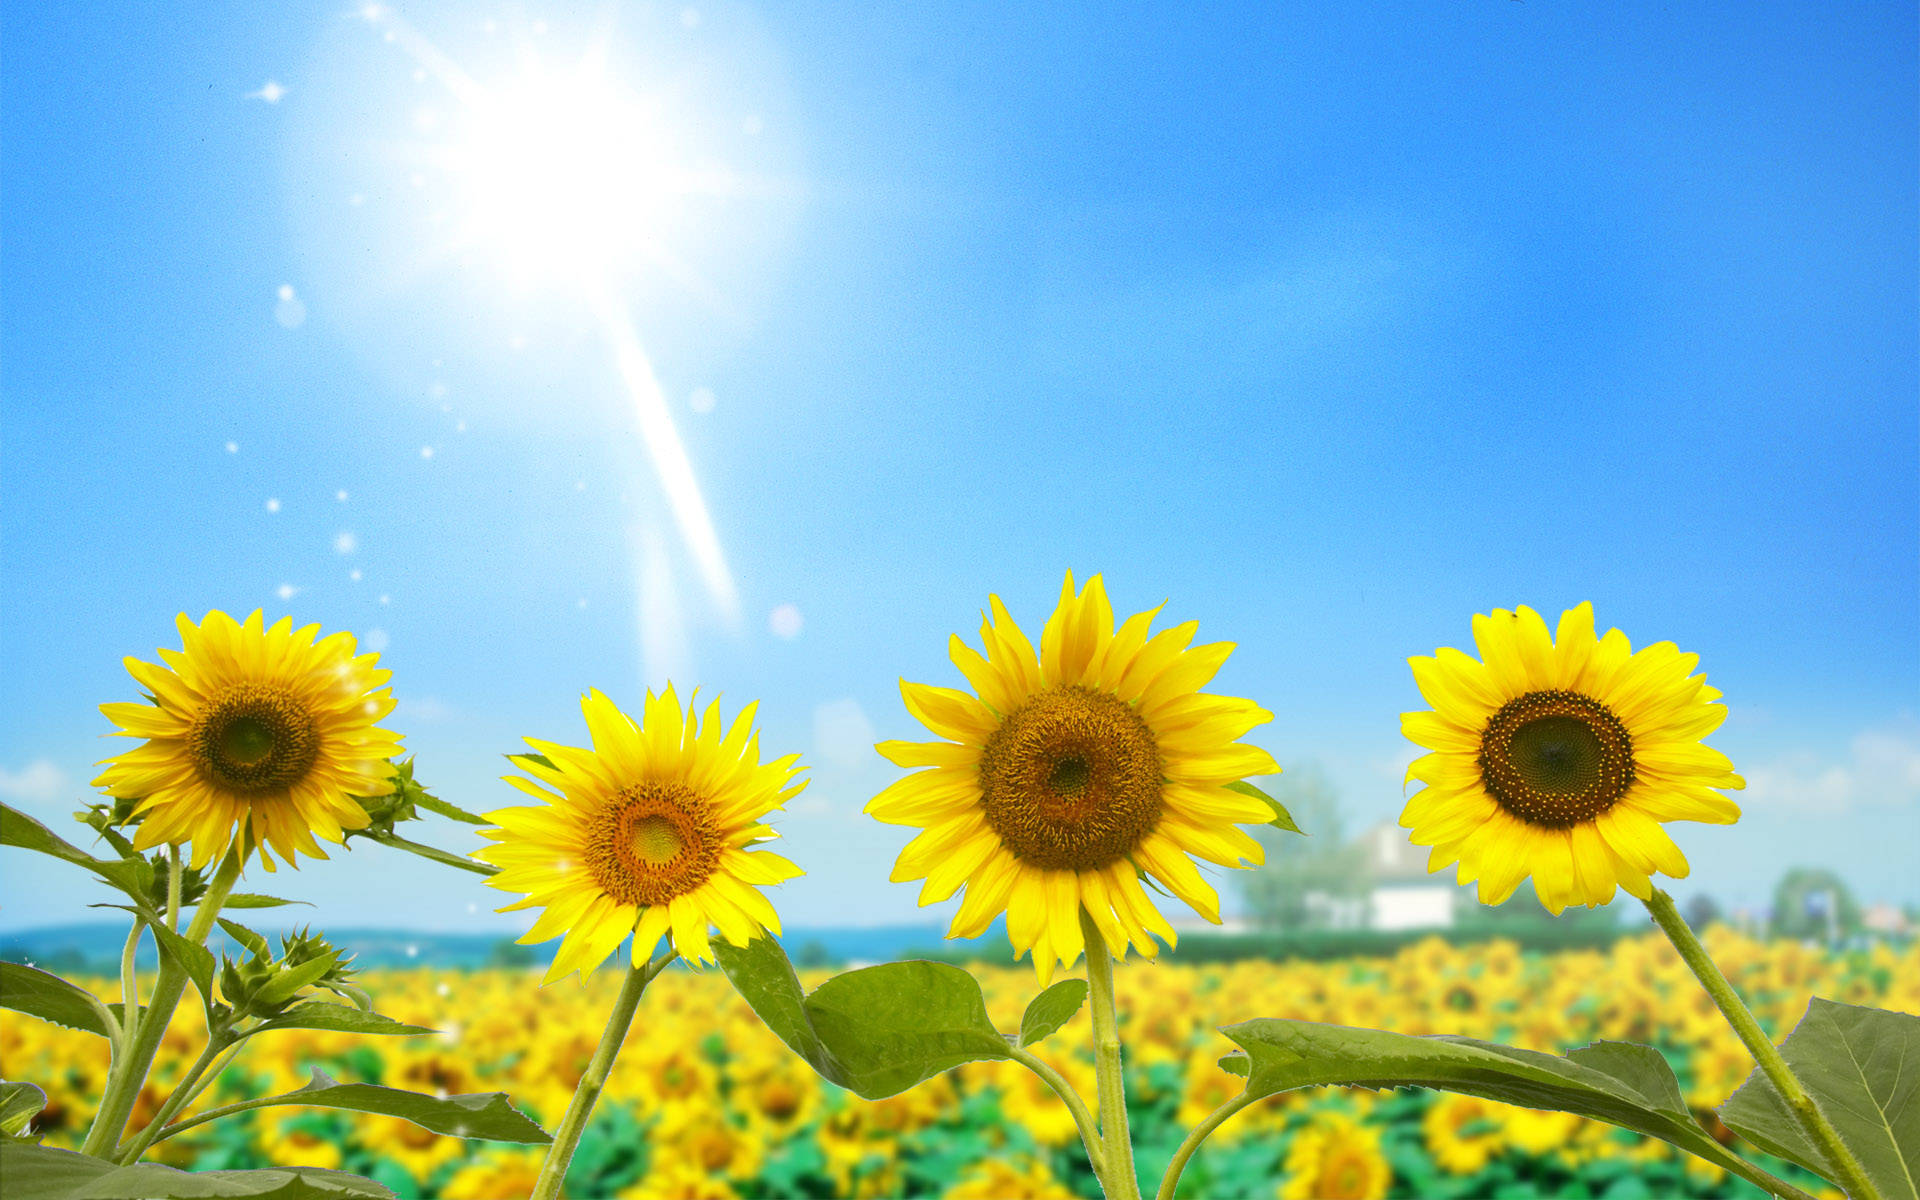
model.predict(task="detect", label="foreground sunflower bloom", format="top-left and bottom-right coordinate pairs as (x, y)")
top-left (871, 571), bottom-right (1278, 979)
top-left (95, 610), bottom-right (401, 870)
top-left (1401, 603), bottom-right (1744, 912)
top-left (479, 687), bottom-right (805, 983)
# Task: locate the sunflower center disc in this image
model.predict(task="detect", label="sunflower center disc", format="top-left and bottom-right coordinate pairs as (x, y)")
top-left (586, 780), bottom-right (719, 906)
top-left (1478, 689), bottom-right (1635, 827)
top-left (978, 684), bottom-right (1163, 871)
top-left (191, 684), bottom-right (321, 794)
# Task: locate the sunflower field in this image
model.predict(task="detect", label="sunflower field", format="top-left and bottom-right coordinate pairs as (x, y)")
top-left (11, 929), bottom-right (1908, 1200)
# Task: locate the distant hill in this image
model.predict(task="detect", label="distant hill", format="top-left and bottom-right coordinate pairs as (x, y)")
top-left (0, 919), bottom-right (1008, 973)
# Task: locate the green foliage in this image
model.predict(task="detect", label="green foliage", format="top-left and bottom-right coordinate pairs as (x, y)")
top-left (0, 1141), bottom-right (396, 1200)
top-left (1, 1081), bottom-right (47, 1138)
top-left (1222, 780), bottom-right (1301, 834)
top-left (1019, 979), bottom-right (1089, 1047)
top-left (1218, 1019), bottom-right (1745, 1173)
top-left (1721, 999), bottom-right (1919, 1199)
top-left (716, 935), bottom-right (1016, 1099)
top-left (243, 1003), bottom-right (434, 1039)
top-left (183, 1069), bottom-right (551, 1145)
top-left (0, 962), bottom-right (116, 1038)
top-left (1233, 765), bottom-right (1370, 931)
top-left (1771, 869), bottom-right (1862, 943)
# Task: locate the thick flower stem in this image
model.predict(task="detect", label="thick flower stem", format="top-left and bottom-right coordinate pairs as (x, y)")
top-left (1645, 889), bottom-right (1881, 1200)
top-left (81, 848), bottom-right (242, 1158)
top-left (1081, 908), bottom-right (1142, 1200)
top-left (529, 952), bottom-right (670, 1200)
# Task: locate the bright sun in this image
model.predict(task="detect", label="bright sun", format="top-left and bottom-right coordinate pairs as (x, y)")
top-left (444, 67), bottom-right (685, 286)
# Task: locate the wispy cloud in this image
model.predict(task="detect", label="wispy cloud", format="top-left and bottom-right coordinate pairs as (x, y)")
top-left (0, 760), bottom-right (74, 818)
top-left (1742, 717), bottom-right (1920, 814)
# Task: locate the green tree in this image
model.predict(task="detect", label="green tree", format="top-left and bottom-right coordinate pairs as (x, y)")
top-left (1235, 763), bottom-right (1369, 931)
top-left (1769, 868), bottom-right (1861, 942)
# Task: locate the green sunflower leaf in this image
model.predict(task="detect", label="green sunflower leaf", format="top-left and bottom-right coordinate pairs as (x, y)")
top-left (0, 963), bottom-right (117, 1038)
top-left (223, 894), bottom-right (310, 909)
top-left (1719, 999), bottom-right (1919, 1200)
top-left (713, 934), bottom-right (854, 1088)
top-left (1219, 1021), bottom-right (1741, 1171)
top-left (803, 961), bottom-right (1013, 1098)
top-left (155, 1069), bottom-right (547, 1146)
top-left (715, 935), bottom-right (1014, 1099)
top-left (0, 1140), bottom-right (396, 1199)
top-left (0, 803), bottom-right (153, 901)
top-left (146, 921), bottom-right (217, 1008)
top-left (1, 1080), bottom-right (48, 1137)
top-left (218, 919), bottom-right (271, 961)
top-left (244, 1002), bottom-right (435, 1038)
top-left (1018, 979), bottom-right (1089, 1047)
top-left (1225, 780), bottom-right (1302, 834)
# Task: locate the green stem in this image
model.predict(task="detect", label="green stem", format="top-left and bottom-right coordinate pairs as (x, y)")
top-left (1645, 889), bottom-right (1880, 1200)
top-left (1156, 1093), bottom-right (1254, 1200)
top-left (81, 848), bottom-right (242, 1158)
top-left (117, 923), bottom-right (143, 1047)
top-left (370, 830), bottom-right (497, 876)
top-left (167, 846), bottom-right (182, 932)
top-left (528, 952), bottom-right (670, 1200)
top-left (1081, 907), bottom-right (1142, 1200)
top-left (115, 1034), bottom-right (231, 1163)
top-left (127, 1035), bottom-right (249, 1150)
top-left (1008, 1045), bottom-right (1106, 1180)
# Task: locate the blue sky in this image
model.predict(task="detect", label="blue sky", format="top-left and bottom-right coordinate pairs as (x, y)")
top-left (3, 1), bottom-right (1915, 939)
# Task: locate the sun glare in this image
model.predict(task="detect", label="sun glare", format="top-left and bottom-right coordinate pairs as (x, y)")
top-left (445, 69), bottom-right (682, 286)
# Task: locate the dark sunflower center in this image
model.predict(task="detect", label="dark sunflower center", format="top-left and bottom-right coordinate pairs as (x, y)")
top-left (583, 780), bottom-right (719, 907)
top-left (978, 685), bottom-right (1163, 871)
top-left (190, 685), bottom-right (320, 794)
top-left (1478, 689), bottom-right (1634, 827)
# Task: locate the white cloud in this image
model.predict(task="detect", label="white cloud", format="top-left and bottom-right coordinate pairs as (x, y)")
top-left (1742, 718), bottom-right (1920, 814)
top-left (813, 699), bottom-right (877, 771)
top-left (0, 760), bottom-right (73, 817)
top-left (396, 696), bottom-right (455, 724)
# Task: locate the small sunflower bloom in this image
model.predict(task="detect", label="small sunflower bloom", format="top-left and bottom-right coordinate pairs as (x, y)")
top-left (94, 610), bottom-right (401, 870)
top-left (871, 572), bottom-right (1279, 981)
top-left (479, 687), bottom-right (805, 983)
top-left (1281, 1111), bottom-right (1393, 1200)
top-left (1401, 603), bottom-right (1743, 913)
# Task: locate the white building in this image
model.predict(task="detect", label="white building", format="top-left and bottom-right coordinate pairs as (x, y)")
top-left (1356, 822), bottom-right (1455, 931)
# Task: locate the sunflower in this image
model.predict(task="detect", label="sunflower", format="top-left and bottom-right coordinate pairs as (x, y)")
top-left (1401, 603), bottom-right (1743, 913)
top-left (1422, 1094), bottom-right (1506, 1174)
top-left (95, 610), bottom-right (401, 870)
top-left (1280, 1112), bottom-right (1393, 1200)
top-left (870, 572), bottom-right (1278, 979)
top-left (478, 687), bottom-right (805, 983)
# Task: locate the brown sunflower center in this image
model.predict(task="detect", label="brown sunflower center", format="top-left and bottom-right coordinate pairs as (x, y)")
top-left (583, 780), bottom-right (720, 906)
top-left (978, 685), bottom-right (1163, 871)
top-left (189, 684), bottom-right (320, 794)
top-left (1478, 689), bottom-right (1634, 827)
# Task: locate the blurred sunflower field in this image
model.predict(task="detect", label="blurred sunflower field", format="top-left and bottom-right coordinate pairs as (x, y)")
top-left (12, 929), bottom-right (1910, 1200)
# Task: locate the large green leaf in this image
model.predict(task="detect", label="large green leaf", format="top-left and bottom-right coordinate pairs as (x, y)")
top-left (180, 1070), bottom-right (548, 1144)
top-left (0, 1141), bottom-right (393, 1200)
top-left (1221, 1020), bottom-right (1733, 1165)
top-left (1, 1080), bottom-right (47, 1136)
top-left (0, 804), bottom-right (152, 900)
top-left (1720, 999), bottom-right (1919, 1200)
top-left (1019, 979), bottom-right (1089, 1047)
top-left (803, 961), bottom-right (1013, 1098)
top-left (713, 935), bottom-right (853, 1086)
top-left (716, 936), bottom-right (1014, 1098)
top-left (0, 963), bottom-right (115, 1038)
top-left (245, 1003), bottom-right (434, 1038)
